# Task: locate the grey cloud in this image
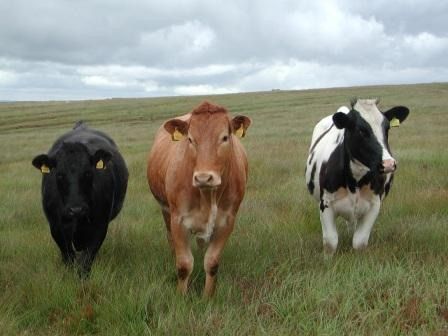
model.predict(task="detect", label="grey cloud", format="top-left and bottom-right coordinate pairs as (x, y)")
top-left (0, 0), bottom-right (446, 100)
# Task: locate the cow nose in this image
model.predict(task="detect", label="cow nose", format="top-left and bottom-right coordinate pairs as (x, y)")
top-left (193, 172), bottom-right (221, 188)
top-left (381, 159), bottom-right (397, 173)
top-left (68, 206), bottom-right (85, 217)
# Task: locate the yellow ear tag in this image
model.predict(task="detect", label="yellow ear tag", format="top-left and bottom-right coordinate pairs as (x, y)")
top-left (235, 124), bottom-right (245, 138)
top-left (96, 160), bottom-right (104, 169)
top-left (390, 117), bottom-right (400, 127)
top-left (41, 164), bottom-right (50, 174)
top-left (172, 128), bottom-right (184, 141)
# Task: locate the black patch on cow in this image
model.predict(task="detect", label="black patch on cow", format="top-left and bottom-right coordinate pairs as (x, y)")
top-left (319, 199), bottom-right (328, 212)
top-left (308, 151), bottom-right (315, 165)
top-left (32, 121), bottom-right (128, 275)
top-left (309, 124), bottom-right (334, 154)
top-left (343, 111), bottom-right (383, 174)
top-left (381, 118), bottom-right (391, 152)
top-left (307, 162), bottom-right (317, 194)
top-left (320, 144), bottom-right (357, 194)
top-left (335, 134), bottom-right (342, 144)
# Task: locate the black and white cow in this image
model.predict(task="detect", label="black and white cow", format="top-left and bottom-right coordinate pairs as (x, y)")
top-left (305, 99), bottom-right (409, 254)
top-left (32, 121), bottom-right (128, 274)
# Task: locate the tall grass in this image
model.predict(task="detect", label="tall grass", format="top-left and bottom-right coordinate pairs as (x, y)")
top-left (1, 83), bottom-right (447, 335)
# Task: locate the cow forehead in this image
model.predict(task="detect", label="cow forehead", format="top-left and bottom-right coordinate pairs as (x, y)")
top-left (353, 99), bottom-right (385, 126)
top-left (56, 145), bottom-right (91, 170)
top-left (189, 112), bottom-right (230, 134)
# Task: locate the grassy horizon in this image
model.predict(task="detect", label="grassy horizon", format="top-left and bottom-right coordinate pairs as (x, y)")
top-left (1, 82), bottom-right (447, 335)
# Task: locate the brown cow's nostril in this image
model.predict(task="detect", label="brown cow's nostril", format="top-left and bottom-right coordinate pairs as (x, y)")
top-left (193, 172), bottom-right (221, 187)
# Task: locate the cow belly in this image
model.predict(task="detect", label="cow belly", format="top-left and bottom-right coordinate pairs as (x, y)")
top-left (326, 189), bottom-right (379, 222)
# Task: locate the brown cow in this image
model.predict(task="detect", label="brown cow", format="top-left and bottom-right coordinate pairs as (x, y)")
top-left (147, 101), bottom-right (251, 297)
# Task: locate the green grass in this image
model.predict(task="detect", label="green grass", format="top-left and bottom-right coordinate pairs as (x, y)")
top-left (1, 83), bottom-right (447, 335)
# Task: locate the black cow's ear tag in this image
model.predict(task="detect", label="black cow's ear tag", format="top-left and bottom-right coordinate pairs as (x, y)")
top-left (390, 117), bottom-right (400, 127)
top-left (41, 164), bottom-right (50, 174)
top-left (172, 127), bottom-right (184, 141)
top-left (96, 159), bottom-right (105, 170)
top-left (235, 124), bottom-right (245, 138)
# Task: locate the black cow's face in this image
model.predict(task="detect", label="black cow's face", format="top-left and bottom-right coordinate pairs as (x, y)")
top-left (32, 143), bottom-right (111, 219)
top-left (333, 104), bottom-right (409, 174)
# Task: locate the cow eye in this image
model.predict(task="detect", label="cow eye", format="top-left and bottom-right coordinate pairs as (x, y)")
top-left (222, 135), bottom-right (229, 142)
top-left (56, 173), bottom-right (64, 181)
top-left (188, 137), bottom-right (193, 144)
top-left (84, 171), bottom-right (93, 179)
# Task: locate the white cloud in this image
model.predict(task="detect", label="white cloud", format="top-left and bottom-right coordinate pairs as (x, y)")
top-left (0, 70), bottom-right (17, 86)
top-left (173, 84), bottom-right (237, 96)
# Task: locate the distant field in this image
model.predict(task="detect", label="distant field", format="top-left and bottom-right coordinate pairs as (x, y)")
top-left (1, 83), bottom-right (447, 335)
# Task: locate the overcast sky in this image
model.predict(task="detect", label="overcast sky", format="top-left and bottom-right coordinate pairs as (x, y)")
top-left (0, 0), bottom-right (447, 101)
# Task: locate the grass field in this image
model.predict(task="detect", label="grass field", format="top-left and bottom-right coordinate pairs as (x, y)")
top-left (0, 83), bottom-right (447, 335)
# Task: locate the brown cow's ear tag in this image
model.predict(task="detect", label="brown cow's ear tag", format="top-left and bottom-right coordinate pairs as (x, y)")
top-left (41, 164), bottom-right (50, 174)
top-left (390, 117), bottom-right (400, 127)
top-left (172, 128), bottom-right (185, 141)
top-left (96, 160), bottom-right (105, 170)
top-left (235, 124), bottom-right (245, 138)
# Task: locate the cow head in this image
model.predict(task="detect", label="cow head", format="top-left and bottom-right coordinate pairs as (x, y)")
top-left (332, 99), bottom-right (409, 175)
top-left (32, 142), bottom-right (112, 219)
top-left (164, 101), bottom-right (251, 189)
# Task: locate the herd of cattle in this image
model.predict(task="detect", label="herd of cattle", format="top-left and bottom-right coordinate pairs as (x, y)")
top-left (32, 99), bottom-right (409, 297)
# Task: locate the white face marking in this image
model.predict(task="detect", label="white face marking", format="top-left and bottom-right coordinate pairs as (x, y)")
top-left (353, 99), bottom-right (394, 162)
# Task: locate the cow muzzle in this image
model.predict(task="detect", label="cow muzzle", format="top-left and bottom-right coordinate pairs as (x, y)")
top-left (65, 205), bottom-right (88, 218)
top-left (380, 159), bottom-right (397, 174)
top-left (192, 171), bottom-right (221, 188)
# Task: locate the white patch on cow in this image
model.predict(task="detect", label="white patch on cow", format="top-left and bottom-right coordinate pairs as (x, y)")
top-left (350, 159), bottom-right (370, 181)
top-left (196, 202), bottom-right (217, 243)
top-left (337, 106), bottom-right (350, 114)
top-left (353, 99), bottom-right (394, 162)
top-left (181, 189), bottom-right (218, 244)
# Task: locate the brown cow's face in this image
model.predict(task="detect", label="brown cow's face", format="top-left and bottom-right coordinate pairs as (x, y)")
top-left (164, 112), bottom-right (251, 189)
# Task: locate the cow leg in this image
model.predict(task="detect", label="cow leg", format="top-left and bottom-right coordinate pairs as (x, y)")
top-left (203, 215), bottom-right (235, 298)
top-left (320, 207), bottom-right (338, 256)
top-left (353, 198), bottom-right (381, 250)
top-left (171, 214), bottom-right (193, 295)
top-left (50, 226), bottom-right (75, 265)
top-left (77, 226), bottom-right (108, 276)
top-left (162, 209), bottom-right (174, 253)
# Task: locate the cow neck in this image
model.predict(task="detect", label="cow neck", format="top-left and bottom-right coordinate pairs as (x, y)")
top-left (341, 131), bottom-right (383, 191)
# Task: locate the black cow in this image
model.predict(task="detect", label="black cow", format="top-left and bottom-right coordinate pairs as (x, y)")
top-left (305, 99), bottom-right (409, 255)
top-left (32, 121), bottom-right (128, 274)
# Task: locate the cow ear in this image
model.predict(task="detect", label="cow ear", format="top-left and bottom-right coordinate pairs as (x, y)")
top-left (231, 115), bottom-right (251, 138)
top-left (32, 154), bottom-right (56, 174)
top-left (92, 149), bottom-right (112, 170)
top-left (164, 119), bottom-right (189, 141)
top-left (333, 112), bottom-right (353, 130)
top-left (384, 106), bottom-right (409, 127)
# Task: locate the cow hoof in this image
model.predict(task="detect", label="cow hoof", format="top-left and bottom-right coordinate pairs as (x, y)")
top-left (323, 243), bottom-right (336, 259)
top-left (353, 242), bottom-right (368, 251)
